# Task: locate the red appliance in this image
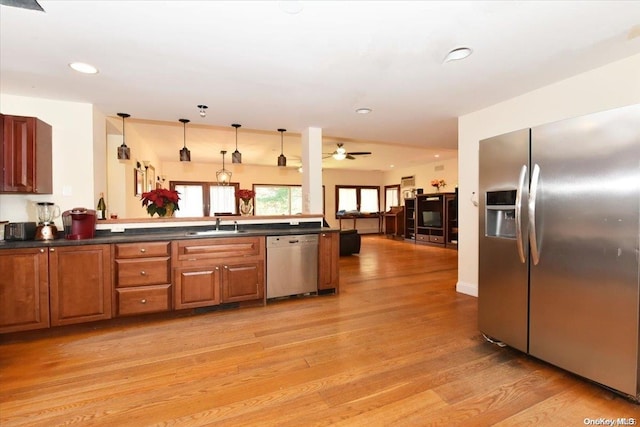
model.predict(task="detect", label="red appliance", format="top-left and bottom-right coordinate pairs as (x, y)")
top-left (62, 208), bottom-right (97, 240)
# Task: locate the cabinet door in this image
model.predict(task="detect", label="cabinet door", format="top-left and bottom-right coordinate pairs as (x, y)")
top-left (49, 245), bottom-right (112, 326)
top-left (221, 260), bottom-right (264, 303)
top-left (318, 232), bottom-right (339, 292)
top-left (0, 114), bottom-right (52, 194)
top-left (174, 266), bottom-right (220, 309)
top-left (0, 248), bottom-right (50, 333)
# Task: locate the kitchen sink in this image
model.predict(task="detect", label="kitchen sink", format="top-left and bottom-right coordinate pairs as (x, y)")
top-left (186, 230), bottom-right (248, 236)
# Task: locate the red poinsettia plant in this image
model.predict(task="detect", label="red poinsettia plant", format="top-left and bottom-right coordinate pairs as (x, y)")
top-left (141, 188), bottom-right (180, 217)
top-left (236, 188), bottom-right (255, 202)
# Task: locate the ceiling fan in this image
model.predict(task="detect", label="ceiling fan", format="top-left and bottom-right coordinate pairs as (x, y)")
top-left (324, 143), bottom-right (372, 161)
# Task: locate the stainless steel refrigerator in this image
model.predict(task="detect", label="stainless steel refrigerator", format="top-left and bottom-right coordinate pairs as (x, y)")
top-left (478, 104), bottom-right (640, 400)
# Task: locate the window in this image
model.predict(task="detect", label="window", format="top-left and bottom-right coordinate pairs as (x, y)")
top-left (171, 181), bottom-right (239, 217)
top-left (335, 185), bottom-right (380, 216)
top-left (254, 185), bottom-right (302, 215)
top-left (384, 185), bottom-right (400, 211)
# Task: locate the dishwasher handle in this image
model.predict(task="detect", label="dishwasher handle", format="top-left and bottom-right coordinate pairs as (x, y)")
top-left (288, 239), bottom-right (300, 244)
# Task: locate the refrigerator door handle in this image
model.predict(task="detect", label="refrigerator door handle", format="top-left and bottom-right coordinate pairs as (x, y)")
top-left (515, 164), bottom-right (527, 263)
top-left (529, 163), bottom-right (541, 265)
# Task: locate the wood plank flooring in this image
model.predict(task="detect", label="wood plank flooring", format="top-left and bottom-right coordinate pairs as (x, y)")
top-left (1, 236), bottom-right (638, 426)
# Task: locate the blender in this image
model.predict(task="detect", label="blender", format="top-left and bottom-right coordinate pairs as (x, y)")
top-left (35, 202), bottom-right (60, 240)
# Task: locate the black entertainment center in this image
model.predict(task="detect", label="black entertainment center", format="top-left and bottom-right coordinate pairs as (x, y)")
top-left (404, 191), bottom-right (457, 249)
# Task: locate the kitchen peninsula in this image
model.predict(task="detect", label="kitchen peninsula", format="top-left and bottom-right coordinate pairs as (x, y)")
top-left (0, 215), bottom-right (340, 334)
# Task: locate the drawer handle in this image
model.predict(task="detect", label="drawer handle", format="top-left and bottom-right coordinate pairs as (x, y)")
top-left (140, 299), bottom-right (147, 304)
top-left (140, 271), bottom-right (147, 276)
top-left (140, 248), bottom-right (146, 253)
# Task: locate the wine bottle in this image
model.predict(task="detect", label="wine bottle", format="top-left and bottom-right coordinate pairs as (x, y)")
top-left (97, 192), bottom-right (106, 220)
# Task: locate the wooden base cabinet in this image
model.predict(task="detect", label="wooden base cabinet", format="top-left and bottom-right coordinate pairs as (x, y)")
top-left (113, 242), bottom-right (172, 316)
top-left (0, 248), bottom-right (49, 333)
top-left (49, 245), bottom-right (112, 326)
top-left (318, 231), bottom-right (339, 293)
top-left (221, 261), bottom-right (264, 303)
top-left (174, 266), bottom-right (220, 309)
top-left (173, 236), bottom-right (265, 309)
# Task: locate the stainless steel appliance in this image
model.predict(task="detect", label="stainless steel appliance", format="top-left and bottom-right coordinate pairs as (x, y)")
top-left (4, 222), bottom-right (37, 241)
top-left (266, 234), bottom-right (318, 299)
top-left (479, 104), bottom-right (640, 400)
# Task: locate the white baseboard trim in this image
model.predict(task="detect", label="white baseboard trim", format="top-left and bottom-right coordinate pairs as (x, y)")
top-left (456, 281), bottom-right (478, 297)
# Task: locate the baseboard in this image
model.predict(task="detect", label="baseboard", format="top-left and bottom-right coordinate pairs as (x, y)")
top-left (456, 281), bottom-right (478, 297)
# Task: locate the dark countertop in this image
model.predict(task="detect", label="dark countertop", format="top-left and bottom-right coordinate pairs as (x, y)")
top-left (0, 226), bottom-right (341, 250)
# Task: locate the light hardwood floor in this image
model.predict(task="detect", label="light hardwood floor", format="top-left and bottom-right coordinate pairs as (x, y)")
top-left (1, 236), bottom-right (638, 426)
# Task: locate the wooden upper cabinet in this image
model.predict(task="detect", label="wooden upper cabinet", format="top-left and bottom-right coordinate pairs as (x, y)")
top-left (0, 114), bottom-right (52, 194)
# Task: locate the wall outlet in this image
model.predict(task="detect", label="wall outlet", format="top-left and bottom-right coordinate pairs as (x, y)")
top-left (111, 226), bottom-right (125, 233)
top-left (290, 220), bottom-right (299, 226)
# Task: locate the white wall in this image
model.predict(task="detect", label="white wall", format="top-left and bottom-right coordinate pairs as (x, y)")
top-left (383, 158), bottom-right (458, 199)
top-left (0, 95), bottom-right (99, 229)
top-left (323, 169), bottom-right (385, 233)
top-left (457, 53), bottom-right (640, 297)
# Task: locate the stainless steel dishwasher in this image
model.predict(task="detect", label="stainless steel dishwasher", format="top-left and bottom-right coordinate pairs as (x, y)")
top-left (266, 234), bottom-right (318, 298)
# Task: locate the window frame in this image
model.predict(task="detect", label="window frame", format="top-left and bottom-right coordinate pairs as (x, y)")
top-left (384, 184), bottom-right (401, 211)
top-left (335, 185), bottom-right (380, 218)
top-left (170, 181), bottom-right (240, 217)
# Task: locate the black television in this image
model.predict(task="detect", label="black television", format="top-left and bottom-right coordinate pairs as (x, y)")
top-left (422, 211), bottom-right (442, 228)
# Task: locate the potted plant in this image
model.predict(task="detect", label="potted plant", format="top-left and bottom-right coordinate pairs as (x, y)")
top-left (236, 188), bottom-right (255, 216)
top-left (430, 179), bottom-right (446, 192)
top-left (141, 188), bottom-right (180, 217)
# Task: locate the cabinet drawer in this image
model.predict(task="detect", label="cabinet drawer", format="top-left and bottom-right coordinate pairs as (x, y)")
top-left (116, 285), bottom-right (171, 316)
top-left (174, 237), bottom-right (264, 265)
top-left (429, 235), bottom-right (444, 243)
top-left (416, 234), bottom-right (429, 242)
top-left (115, 257), bottom-right (170, 287)
top-left (114, 242), bottom-right (170, 258)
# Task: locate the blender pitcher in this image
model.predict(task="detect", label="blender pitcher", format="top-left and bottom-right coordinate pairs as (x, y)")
top-left (36, 202), bottom-right (60, 224)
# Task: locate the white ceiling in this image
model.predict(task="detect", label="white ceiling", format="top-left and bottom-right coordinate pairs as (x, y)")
top-left (2, 1), bottom-right (640, 171)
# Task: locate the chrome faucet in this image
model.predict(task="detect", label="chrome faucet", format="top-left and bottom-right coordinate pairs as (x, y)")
top-left (215, 218), bottom-right (221, 230)
top-left (234, 220), bottom-right (238, 232)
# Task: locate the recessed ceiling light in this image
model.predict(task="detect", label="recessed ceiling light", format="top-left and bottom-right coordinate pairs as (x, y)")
top-left (443, 47), bottom-right (473, 63)
top-left (434, 154), bottom-right (440, 158)
top-left (69, 62), bottom-right (99, 74)
top-left (355, 108), bottom-right (372, 114)
top-left (390, 164), bottom-right (395, 168)
top-left (279, 0), bottom-right (303, 14)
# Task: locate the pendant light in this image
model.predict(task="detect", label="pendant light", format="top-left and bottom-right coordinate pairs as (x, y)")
top-left (231, 123), bottom-right (242, 164)
top-left (179, 118), bottom-right (191, 162)
top-left (277, 128), bottom-right (287, 167)
top-left (117, 113), bottom-right (131, 160)
top-left (216, 150), bottom-right (232, 185)
top-left (197, 104), bottom-right (208, 117)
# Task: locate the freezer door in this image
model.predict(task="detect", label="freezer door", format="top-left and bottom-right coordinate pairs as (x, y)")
top-left (529, 104), bottom-right (640, 398)
top-left (478, 129), bottom-right (530, 352)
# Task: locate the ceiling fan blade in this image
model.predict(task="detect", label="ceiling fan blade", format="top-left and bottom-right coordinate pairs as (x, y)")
top-left (346, 151), bottom-right (372, 156)
top-left (346, 154), bottom-right (356, 160)
top-left (0, 0), bottom-right (44, 11)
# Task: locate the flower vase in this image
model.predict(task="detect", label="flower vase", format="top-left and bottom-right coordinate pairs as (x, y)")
top-left (163, 203), bottom-right (175, 217)
top-left (239, 199), bottom-right (253, 216)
